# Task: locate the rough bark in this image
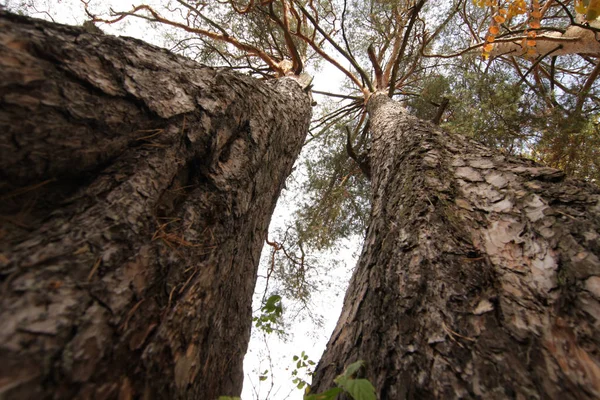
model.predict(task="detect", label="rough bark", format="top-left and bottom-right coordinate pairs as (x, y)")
top-left (312, 93), bottom-right (600, 399)
top-left (0, 12), bottom-right (311, 400)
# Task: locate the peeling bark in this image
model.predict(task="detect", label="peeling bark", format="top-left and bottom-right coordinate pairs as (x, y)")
top-left (312, 93), bottom-right (600, 399)
top-left (490, 25), bottom-right (600, 58)
top-left (0, 12), bottom-right (311, 400)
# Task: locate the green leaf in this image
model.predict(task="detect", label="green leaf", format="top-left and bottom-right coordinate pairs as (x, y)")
top-left (304, 387), bottom-right (343, 400)
top-left (297, 381), bottom-right (306, 389)
top-left (337, 379), bottom-right (376, 400)
top-left (335, 375), bottom-right (348, 388)
top-left (335, 360), bottom-right (364, 381)
top-left (259, 375), bottom-right (267, 381)
top-left (293, 355), bottom-right (299, 361)
top-left (263, 294), bottom-right (282, 310)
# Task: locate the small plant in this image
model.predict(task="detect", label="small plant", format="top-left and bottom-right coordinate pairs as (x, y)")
top-left (291, 351), bottom-right (316, 390)
top-left (304, 360), bottom-right (376, 400)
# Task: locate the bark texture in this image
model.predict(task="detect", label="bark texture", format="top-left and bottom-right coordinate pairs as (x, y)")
top-left (490, 24), bottom-right (600, 58)
top-left (0, 12), bottom-right (311, 400)
top-left (312, 93), bottom-right (600, 399)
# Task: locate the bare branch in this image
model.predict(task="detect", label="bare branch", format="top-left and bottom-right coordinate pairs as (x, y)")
top-left (340, 0), bottom-right (356, 63)
top-left (368, 44), bottom-right (384, 90)
top-left (345, 125), bottom-right (371, 179)
top-left (312, 90), bottom-right (362, 100)
top-left (267, 2), bottom-right (303, 74)
top-left (432, 97), bottom-right (449, 125)
top-left (294, 0), bottom-right (373, 93)
top-left (516, 45), bottom-right (563, 86)
top-left (388, 0), bottom-right (426, 97)
top-left (93, 4), bottom-right (286, 76)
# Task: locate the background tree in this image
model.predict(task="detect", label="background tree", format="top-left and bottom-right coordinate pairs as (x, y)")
top-left (440, 0), bottom-right (600, 181)
top-left (285, 1), bottom-right (600, 398)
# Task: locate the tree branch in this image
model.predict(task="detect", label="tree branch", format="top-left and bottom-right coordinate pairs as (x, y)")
top-left (432, 97), bottom-right (449, 125)
top-left (345, 126), bottom-right (371, 179)
top-left (368, 44), bottom-right (384, 90)
top-left (388, 0), bottom-right (426, 97)
top-left (294, 0), bottom-right (374, 93)
top-left (576, 58), bottom-right (600, 113)
top-left (93, 4), bottom-right (286, 76)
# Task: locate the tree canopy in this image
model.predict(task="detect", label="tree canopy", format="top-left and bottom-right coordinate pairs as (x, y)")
top-left (10, 0), bottom-right (596, 189)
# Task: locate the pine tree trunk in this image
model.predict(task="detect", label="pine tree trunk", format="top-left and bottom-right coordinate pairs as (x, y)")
top-left (0, 12), bottom-right (311, 400)
top-left (312, 94), bottom-right (600, 399)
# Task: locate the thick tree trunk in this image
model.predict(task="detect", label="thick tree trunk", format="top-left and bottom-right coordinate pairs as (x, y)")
top-left (312, 93), bottom-right (600, 399)
top-left (0, 12), bottom-right (311, 400)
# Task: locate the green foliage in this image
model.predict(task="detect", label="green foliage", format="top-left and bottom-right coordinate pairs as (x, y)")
top-left (335, 379), bottom-right (377, 400)
top-left (259, 369), bottom-right (269, 381)
top-left (336, 360), bottom-right (365, 379)
top-left (533, 112), bottom-right (600, 182)
top-left (252, 294), bottom-right (283, 334)
top-left (333, 361), bottom-right (376, 400)
top-left (305, 387), bottom-right (343, 400)
top-left (305, 360), bottom-right (376, 400)
top-left (431, 55), bottom-right (600, 183)
top-left (407, 74), bottom-right (450, 121)
top-left (406, 59), bottom-right (533, 155)
top-left (441, 60), bottom-right (529, 154)
top-left (291, 351), bottom-right (316, 390)
top-left (296, 121), bottom-right (371, 251)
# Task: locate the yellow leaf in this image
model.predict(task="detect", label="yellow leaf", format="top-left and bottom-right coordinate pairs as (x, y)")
top-left (527, 39), bottom-right (536, 47)
top-left (489, 25), bottom-right (500, 35)
top-left (530, 21), bottom-right (541, 29)
top-left (494, 15), bottom-right (506, 23)
top-left (588, 0), bottom-right (600, 20)
top-left (509, 0), bottom-right (527, 16)
top-left (531, 11), bottom-right (542, 18)
top-left (486, 35), bottom-right (496, 42)
top-left (575, 0), bottom-right (587, 15)
top-left (483, 43), bottom-right (494, 52)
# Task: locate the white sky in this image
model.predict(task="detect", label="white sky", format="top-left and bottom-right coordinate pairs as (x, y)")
top-left (1, 1), bottom-right (359, 398)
